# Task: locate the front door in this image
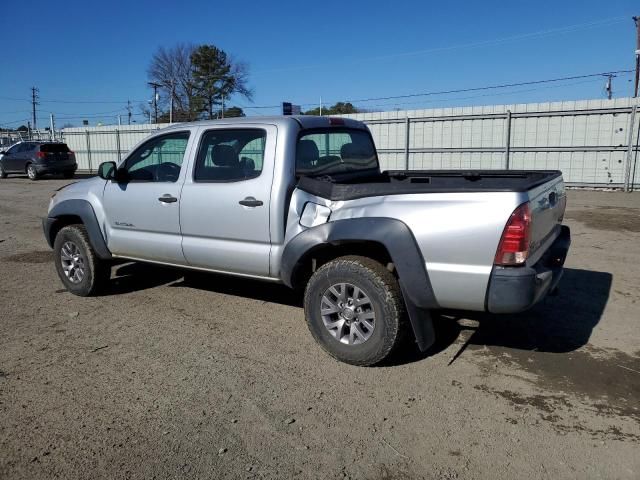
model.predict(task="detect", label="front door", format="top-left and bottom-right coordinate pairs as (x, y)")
top-left (102, 130), bottom-right (194, 264)
top-left (180, 125), bottom-right (277, 277)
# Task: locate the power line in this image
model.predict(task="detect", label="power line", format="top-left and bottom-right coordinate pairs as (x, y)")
top-left (254, 16), bottom-right (628, 75)
top-left (314, 69), bottom-right (635, 106)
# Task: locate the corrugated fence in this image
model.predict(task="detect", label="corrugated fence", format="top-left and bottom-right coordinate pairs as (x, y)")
top-left (60, 97), bottom-right (640, 190)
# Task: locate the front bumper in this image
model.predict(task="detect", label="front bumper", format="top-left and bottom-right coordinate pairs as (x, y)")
top-left (486, 225), bottom-right (571, 314)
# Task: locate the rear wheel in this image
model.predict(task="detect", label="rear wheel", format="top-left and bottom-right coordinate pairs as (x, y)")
top-left (63, 171), bottom-right (74, 179)
top-left (304, 255), bottom-right (408, 366)
top-left (53, 224), bottom-right (110, 296)
top-left (0, 162), bottom-right (7, 178)
top-left (26, 163), bottom-right (38, 180)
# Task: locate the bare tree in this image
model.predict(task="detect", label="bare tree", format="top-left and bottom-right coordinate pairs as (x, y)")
top-left (147, 43), bottom-right (201, 121)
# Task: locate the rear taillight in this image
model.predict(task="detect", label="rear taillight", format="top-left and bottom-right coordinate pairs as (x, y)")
top-left (494, 203), bottom-right (531, 266)
top-left (36, 151), bottom-right (46, 159)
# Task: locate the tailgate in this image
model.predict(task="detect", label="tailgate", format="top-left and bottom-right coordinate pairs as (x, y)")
top-left (527, 176), bottom-right (567, 263)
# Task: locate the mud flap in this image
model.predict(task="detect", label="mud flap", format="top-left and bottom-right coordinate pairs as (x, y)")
top-left (401, 285), bottom-right (435, 352)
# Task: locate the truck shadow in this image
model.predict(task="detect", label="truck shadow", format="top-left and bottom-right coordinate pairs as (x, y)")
top-left (394, 267), bottom-right (613, 365)
top-left (104, 262), bottom-right (302, 306)
top-left (104, 264), bottom-right (611, 367)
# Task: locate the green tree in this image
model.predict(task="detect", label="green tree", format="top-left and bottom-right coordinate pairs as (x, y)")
top-left (223, 106), bottom-right (245, 118)
top-left (304, 102), bottom-right (359, 116)
top-left (191, 45), bottom-right (252, 120)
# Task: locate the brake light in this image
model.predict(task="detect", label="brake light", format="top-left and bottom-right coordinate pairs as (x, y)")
top-left (37, 151), bottom-right (46, 159)
top-left (494, 203), bottom-right (531, 266)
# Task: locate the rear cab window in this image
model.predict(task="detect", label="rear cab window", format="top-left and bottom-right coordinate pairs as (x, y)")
top-left (296, 128), bottom-right (379, 177)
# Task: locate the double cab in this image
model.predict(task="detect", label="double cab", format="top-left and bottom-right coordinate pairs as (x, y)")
top-left (43, 116), bottom-right (570, 365)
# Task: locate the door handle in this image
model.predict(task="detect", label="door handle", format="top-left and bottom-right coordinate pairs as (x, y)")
top-left (239, 197), bottom-right (263, 207)
top-left (158, 194), bottom-right (178, 203)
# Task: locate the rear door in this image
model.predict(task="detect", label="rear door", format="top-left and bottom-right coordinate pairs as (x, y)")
top-left (180, 125), bottom-right (277, 277)
top-left (40, 143), bottom-right (73, 168)
top-left (102, 130), bottom-right (194, 264)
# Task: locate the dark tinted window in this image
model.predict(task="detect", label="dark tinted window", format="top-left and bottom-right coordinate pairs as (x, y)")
top-left (296, 129), bottom-right (378, 176)
top-left (18, 143), bottom-right (35, 153)
top-left (194, 129), bottom-right (266, 182)
top-left (40, 143), bottom-right (70, 153)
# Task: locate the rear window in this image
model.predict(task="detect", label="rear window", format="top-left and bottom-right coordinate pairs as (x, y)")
top-left (40, 143), bottom-right (70, 153)
top-left (296, 128), bottom-right (378, 176)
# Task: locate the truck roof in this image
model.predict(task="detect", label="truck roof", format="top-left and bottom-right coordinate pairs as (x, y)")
top-left (160, 115), bottom-right (368, 132)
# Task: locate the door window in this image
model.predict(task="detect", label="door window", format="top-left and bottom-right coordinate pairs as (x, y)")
top-left (194, 129), bottom-right (266, 182)
top-left (124, 131), bottom-right (190, 182)
top-left (18, 143), bottom-right (34, 153)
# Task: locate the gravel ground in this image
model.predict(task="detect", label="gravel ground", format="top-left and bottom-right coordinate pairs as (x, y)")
top-left (0, 176), bottom-right (639, 480)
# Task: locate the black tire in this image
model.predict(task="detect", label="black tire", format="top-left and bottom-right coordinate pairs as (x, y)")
top-left (63, 171), bottom-right (74, 179)
top-left (53, 224), bottom-right (110, 296)
top-left (26, 163), bottom-right (38, 181)
top-left (0, 162), bottom-right (7, 178)
top-left (304, 255), bottom-right (408, 366)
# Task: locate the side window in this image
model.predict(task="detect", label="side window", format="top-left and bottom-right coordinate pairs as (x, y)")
top-left (18, 143), bottom-right (33, 153)
top-left (124, 132), bottom-right (190, 182)
top-left (7, 144), bottom-right (21, 154)
top-left (194, 129), bottom-right (266, 182)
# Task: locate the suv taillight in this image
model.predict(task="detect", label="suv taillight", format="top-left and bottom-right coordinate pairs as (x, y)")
top-left (36, 151), bottom-right (46, 159)
top-left (494, 203), bottom-right (531, 266)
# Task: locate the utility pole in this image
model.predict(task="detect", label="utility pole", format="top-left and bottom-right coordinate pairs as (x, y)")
top-left (148, 82), bottom-right (161, 123)
top-left (126, 100), bottom-right (132, 125)
top-left (221, 93), bottom-right (225, 119)
top-left (50, 113), bottom-right (55, 141)
top-left (31, 87), bottom-right (39, 130)
top-left (319, 96), bottom-right (323, 116)
top-left (605, 74), bottom-right (615, 100)
top-left (169, 81), bottom-right (174, 124)
top-left (634, 16), bottom-right (640, 97)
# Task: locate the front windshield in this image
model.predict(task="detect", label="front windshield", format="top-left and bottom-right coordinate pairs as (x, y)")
top-left (296, 128), bottom-right (379, 176)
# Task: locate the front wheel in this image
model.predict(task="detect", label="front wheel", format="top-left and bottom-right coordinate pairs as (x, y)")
top-left (0, 162), bottom-right (7, 178)
top-left (53, 224), bottom-right (110, 296)
top-left (63, 171), bottom-right (75, 179)
top-left (26, 163), bottom-right (38, 180)
top-left (304, 255), bottom-right (408, 366)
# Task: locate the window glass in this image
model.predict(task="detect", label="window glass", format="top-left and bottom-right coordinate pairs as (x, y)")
top-left (194, 129), bottom-right (266, 182)
top-left (41, 143), bottom-right (70, 153)
top-left (7, 144), bottom-right (20, 154)
top-left (18, 143), bottom-right (34, 153)
top-left (125, 132), bottom-right (190, 182)
top-left (296, 128), bottom-right (378, 176)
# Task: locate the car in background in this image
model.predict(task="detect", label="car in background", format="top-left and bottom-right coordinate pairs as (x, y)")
top-left (0, 141), bottom-right (77, 180)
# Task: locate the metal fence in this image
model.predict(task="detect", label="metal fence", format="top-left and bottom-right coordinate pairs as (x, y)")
top-left (343, 97), bottom-right (640, 191)
top-left (53, 97), bottom-right (640, 190)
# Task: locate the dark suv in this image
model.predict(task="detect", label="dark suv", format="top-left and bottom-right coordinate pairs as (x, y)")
top-left (0, 141), bottom-right (77, 180)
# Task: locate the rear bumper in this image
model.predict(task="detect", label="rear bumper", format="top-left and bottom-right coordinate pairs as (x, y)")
top-left (486, 225), bottom-right (571, 314)
top-left (34, 163), bottom-right (77, 174)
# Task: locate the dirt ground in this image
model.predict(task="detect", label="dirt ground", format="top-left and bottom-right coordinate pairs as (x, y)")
top-left (0, 176), bottom-right (639, 480)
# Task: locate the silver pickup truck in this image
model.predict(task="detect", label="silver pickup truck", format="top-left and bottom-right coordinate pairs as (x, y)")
top-left (43, 116), bottom-right (570, 366)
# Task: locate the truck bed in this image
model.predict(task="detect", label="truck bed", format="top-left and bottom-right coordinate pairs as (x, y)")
top-left (297, 170), bottom-right (562, 201)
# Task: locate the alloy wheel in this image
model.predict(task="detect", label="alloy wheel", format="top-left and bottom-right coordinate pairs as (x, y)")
top-left (320, 282), bottom-right (376, 345)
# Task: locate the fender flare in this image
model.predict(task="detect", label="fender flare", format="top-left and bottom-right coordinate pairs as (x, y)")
top-left (43, 199), bottom-right (112, 259)
top-left (281, 217), bottom-right (438, 351)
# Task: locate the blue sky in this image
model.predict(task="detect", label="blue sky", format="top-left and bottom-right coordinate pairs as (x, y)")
top-left (1, 0), bottom-right (638, 127)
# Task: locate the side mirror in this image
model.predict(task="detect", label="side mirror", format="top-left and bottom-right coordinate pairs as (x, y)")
top-left (97, 161), bottom-right (116, 180)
